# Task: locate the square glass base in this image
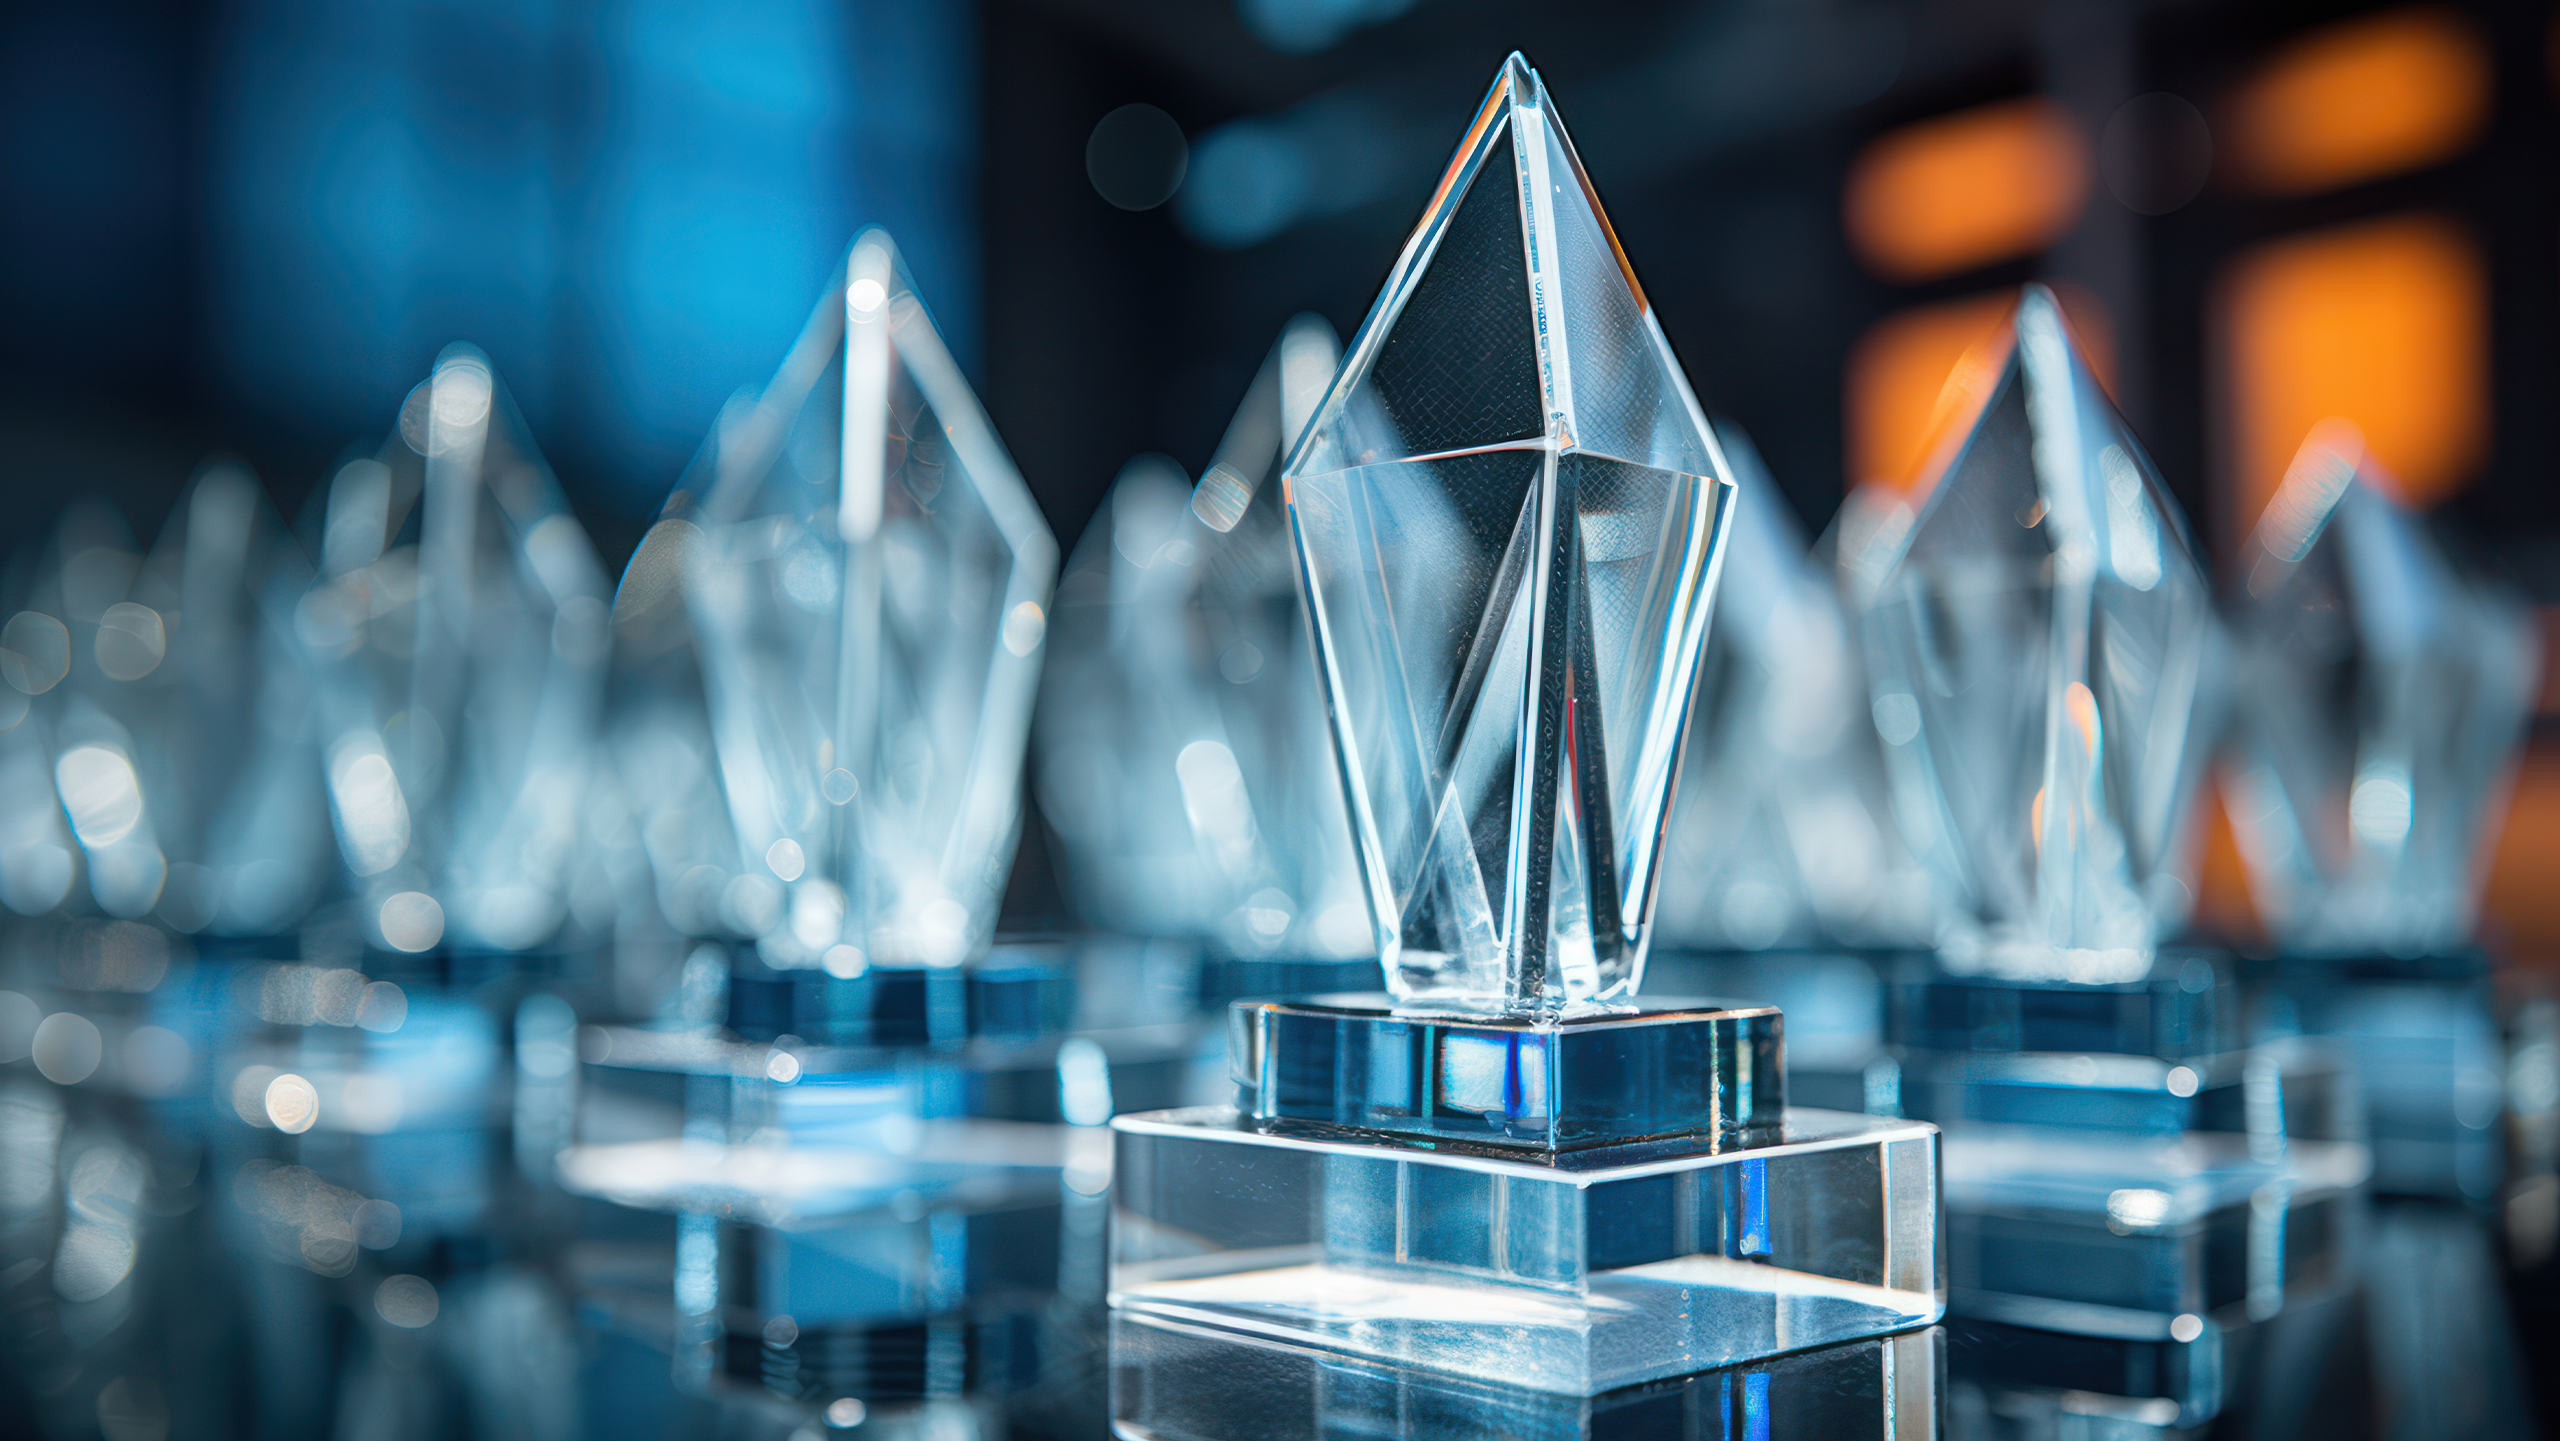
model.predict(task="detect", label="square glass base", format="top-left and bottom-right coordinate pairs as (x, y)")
top-left (1942, 1126), bottom-right (2367, 1325)
top-left (2248, 958), bottom-right (2504, 1201)
top-left (1111, 1311), bottom-right (1943, 1440)
top-left (1946, 1311), bottom-right (2227, 1434)
top-left (1108, 1105), bottom-right (1942, 1394)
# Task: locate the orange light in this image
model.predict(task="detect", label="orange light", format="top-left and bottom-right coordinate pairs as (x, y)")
top-left (2225, 8), bottom-right (2489, 196)
top-left (2486, 739), bottom-right (2560, 962)
top-left (1844, 99), bottom-right (2091, 283)
top-left (2215, 215), bottom-right (2486, 537)
top-left (2193, 771), bottom-right (2267, 949)
top-left (1844, 286), bottom-right (2117, 495)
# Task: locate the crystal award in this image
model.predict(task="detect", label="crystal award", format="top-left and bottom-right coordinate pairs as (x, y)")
top-left (2223, 422), bottom-right (2536, 1200)
top-left (1034, 314), bottom-right (1369, 965)
top-left (1107, 54), bottom-right (1942, 1397)
top-left (1655, 423), bottom-right (1928, 955)
top-left (2223, 421), bottom-right (2538, 960)
top-left (1850, 292), bottom-right (2368, 1417)
top-left (298, 344), bottom-right (615, 955)
top-left (1847, 286), bottom-right (2219, 983)
top-left (679, 228), bottom-right (1057, 978)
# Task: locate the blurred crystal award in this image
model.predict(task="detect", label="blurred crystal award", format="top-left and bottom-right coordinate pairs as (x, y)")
top-left (2225, 423), bottom-right (2537, 1203)
top-left (1106, 54), bottom-right (1942, 1396)
top-left (1848, 291), bottom-right (2370, 1432)
top-left (682, 228), bottom-right (1056, 986)
top-left (2225, 420), bottom-right (2537, 961)
top-left (1655, 423), bottom-right (1926, 958)
top-left (1035, 314), bottom-right (1371, 972)
top-left (1846, 286), bottom-right (2219, 983)
top-left (298, 344), bottom-right (614, 957)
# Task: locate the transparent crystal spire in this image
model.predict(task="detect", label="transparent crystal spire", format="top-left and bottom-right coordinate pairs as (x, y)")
top-left (1281, 54), bottom-right (1737, 1015)
top-left (1035, 315), bottom-right (1367, 957)
top-left (2225, 421), bottom-right (2538, 957)
top-left (300, 344), bottom-right (614, 953)
top-left (1657, 423), bottom-right (1931, 951)
top-left (1847, 286), bottom-right (2218, 982)
top-left (681, 229), bottom-right (1057, 970)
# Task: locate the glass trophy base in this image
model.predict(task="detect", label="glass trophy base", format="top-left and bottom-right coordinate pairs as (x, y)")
top-left (1890, 948), bottom-right (2232, 1062)
top-left (1894, 1042), bottom-right (2355, 1143)
top-left (1231, 992), bottom-right (1784, 1154)
top-left (1947, 1311), bottom-right (2226, 1435)
top-left (2247, 953), bottom-right (2503, 1201)
top-left (1110, 1310), bottom-right (1942, 1440)
top-left (1109, 1104), bottom-right (1942, 1394)
top-left (1942, 1126), bottom-right (2368, 1324)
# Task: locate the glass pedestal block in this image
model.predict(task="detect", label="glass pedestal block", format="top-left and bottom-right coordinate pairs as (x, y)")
top-left (1942, 1127), bottom-right (2366, 1329)
top-left (1894, 1043), bottom-right (2354, 1143)
top-left (2248, 953), bottom-right (2504, 1201)
top-left (1110, 1102), bottom-right (1940, 1394)
top-left (1947, 1313), bottom-right (2223, 1438)
top-left (1110, 1311), bottom-right (1943, 1440)
top-left (1231, 993), bottom-right (1783, 1154)
top-left (1889, 949), bottom-right (2233, 1063)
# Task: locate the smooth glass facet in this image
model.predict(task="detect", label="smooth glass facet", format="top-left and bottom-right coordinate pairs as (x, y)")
top-left (1231, 993), bottom-right (1782, 1154)
top-left (678, 229), bottom-right (1057, 970)
top-left (1112, 1312), bottom-right (1944, 1440)
top-left (1282, 53), bottom-right (1736, 1016)
top-left (1109, 1105), bottom-right (1942, 1394)
top-left (1848, 287), bottom-right (2217, 983)
top-left (1658, 425), bottom-right (1930, 952)
top-left (2223, 424), bottom-right (2538, 959)
top-left (301, 345), bottom-right (613, 952)
top-left (1034, 316), bottom-right (1367, 959)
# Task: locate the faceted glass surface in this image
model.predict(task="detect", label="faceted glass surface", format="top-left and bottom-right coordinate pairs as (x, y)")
top-left (1849, 287), bottom-right (2217, 983)
top-left (1657, 424), bottom-right (1928, 952)
top-left (2224, 424), bottom-right (2538, 958)
top-left (1283, 53), bottom-right (1737, 1016)
top-left (299, 345), bottom-right (614, 952)
top-left (1110, 1106), bottom-right (1941, 1394)
top-left (1034, 315), bottom-right (1367, 959)
top-left (678, 230), bottom-right (1057, 970)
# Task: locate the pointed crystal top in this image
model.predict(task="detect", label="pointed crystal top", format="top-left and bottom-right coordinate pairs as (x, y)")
top-left (1281, 55), bottom-right (1736, 1016)
top-left (2226, 422), bottom-right (2537, 958)
top-left (680, 228), bottom-right (1056, 969)
top-left (1850, 286), bottom-right (2218, 982)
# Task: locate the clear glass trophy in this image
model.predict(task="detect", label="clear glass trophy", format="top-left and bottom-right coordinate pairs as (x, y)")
top-left (558, 231), bottom-right (1087, 1426)
top-left (2222, 421), bottom-right (2538, 964)
top-left (1034, 313), bottom-right (1373, 994)
top-left (1106, 54), bottom-right (1943, 1397)
top-left (298, 344), bottom-right (615, 959)
top-left (2222, 423), bottom-right (2531, 1200)
top-left (1655, 422), bottom-right (1929, 958)
top-left (1848, 289), bottom-right (2368, 1432)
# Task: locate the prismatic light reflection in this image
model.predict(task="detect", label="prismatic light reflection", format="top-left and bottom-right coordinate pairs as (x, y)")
top-left (1278, 53), bottom-right (1737, 1016)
